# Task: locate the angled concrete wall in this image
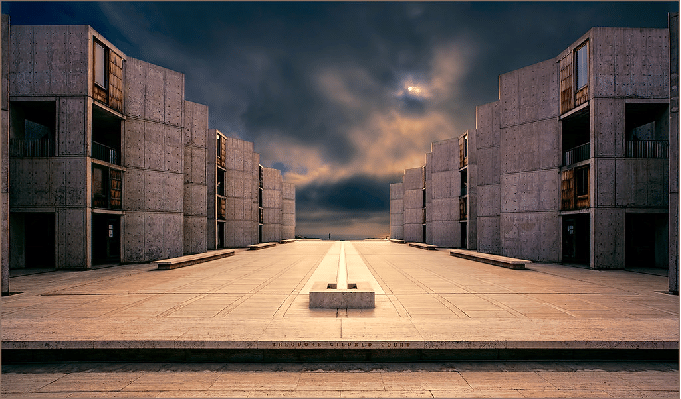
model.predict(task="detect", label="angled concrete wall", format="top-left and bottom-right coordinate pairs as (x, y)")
top-left (220, 135), bottom-right (259, 248)
top-left (122, 57), bottom-right (185, 263)
top-left (498, 58), bottom-right (561, 262)
top-left (389, 183), bottom-right (404, 240)
top-left (261, 166), bottom-right (282, 243)
top-left (428, 138), bottom-right (460, 247)
top-left (183, 101), bottom-right (208, 255)
top-left (424, 152), bottom-right (433, 244)
top-left (282, 182), bottom-right (296, 239)
top-left (403, 167), bottom-right (424, 242)
top-left (475, 101), bottom-right (502, 254)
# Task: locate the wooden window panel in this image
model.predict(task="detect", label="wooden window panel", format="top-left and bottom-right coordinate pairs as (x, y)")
top-left (559, 55), bottom-right (573, 114)
top-left (108, 51), bottom-right (124, 112)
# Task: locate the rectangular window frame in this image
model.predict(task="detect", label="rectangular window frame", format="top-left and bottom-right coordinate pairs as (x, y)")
top-left (94, 40), bottom-right (108, 90)
top-left (575, 42), bottom-right (589, 91)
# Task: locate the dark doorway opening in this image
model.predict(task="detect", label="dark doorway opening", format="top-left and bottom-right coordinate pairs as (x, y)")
top-left (92, 214), bottom-right (120, 265)
top-left (460, 222), bottom-right (467, 248)
top-left (217, 222), bottom-right (225, 248)
top-left (562, 214), bottom-right (589, 264)
top-left (25, 213), bottom-right (55, 268)
top-left (626, 213), bottom-right (668, 269)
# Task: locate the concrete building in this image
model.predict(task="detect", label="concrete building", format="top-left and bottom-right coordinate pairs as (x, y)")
top-left (391, 17), bottom-right (678, 293)
top-left (0, 17), bottom-right (295, 293)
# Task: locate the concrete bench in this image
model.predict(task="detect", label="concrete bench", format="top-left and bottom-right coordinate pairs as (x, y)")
top-left (279, 239), bottom-right (296, 244)
top-left (449, 249), bottom-right (529, 270)
top-left (247, 242), bottom-right (277, 250)
top-left (155, 249), bottom-right (235, 270)
top-left (409, 242), bottom-right (438, 250)
top-left (390, 239), bottom-right (405, 244)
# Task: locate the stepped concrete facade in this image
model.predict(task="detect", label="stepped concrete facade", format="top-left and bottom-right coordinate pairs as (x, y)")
top-left (0, 17), bottom-right (295, 293)
top-left (391, 17), bottom-right (679, 293)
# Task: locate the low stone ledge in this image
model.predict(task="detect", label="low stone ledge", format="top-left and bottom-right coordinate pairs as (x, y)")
top-left (280, 239), bottom-right (295, 244)
top-left (409, 242), bottom-right (438, 250)
top-left (450, 249), bottom-right (529, 270)
top-left (155, 249), bottom-right (235, 270)
top-left (390, 239), bottom-right (405, 244)
top-left (248, 242), bottom-right (278, 250)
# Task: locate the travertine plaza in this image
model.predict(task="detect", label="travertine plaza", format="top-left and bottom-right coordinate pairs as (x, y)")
top-left (0, 15), bottom-right (295, 293)
top-left (391, 14), bottom-right (680, 294)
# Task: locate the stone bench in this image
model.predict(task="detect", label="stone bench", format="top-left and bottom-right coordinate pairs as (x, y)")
top-left (390, 239), bottom-right (405, 244)
top-left (279, 239), bottom-right (296, 244)
top-left (449, 249), bottom-right (529, 270)
top-left (409, 242), bottom-right (438, 250)
top-left (155, 249), bottom-right (235, 270)
top-left (247, 242), bottom-right (277, 250)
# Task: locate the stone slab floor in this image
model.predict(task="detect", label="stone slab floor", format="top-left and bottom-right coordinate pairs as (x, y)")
top-left (2, 361), bottom-right (679, 398)
top-left (3, 241), bottom-right (678, 346)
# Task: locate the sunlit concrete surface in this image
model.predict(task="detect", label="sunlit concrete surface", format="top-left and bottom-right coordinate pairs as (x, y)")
top-left (2, 241), bottom-right (678, 352)
top-left (2, 361), bottom-right (678, 398)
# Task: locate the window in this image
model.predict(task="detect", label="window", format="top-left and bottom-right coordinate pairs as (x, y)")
top-left (575, 166), bottom-right (588, 197)
top-left (94, 41), bottom-right (107, 88)
top-left (575, 44), bottom-right (588, 90)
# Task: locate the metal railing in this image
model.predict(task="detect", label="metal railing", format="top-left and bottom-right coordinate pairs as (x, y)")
top-left (563, 142), bottom-right (590, 166)
top-left (9, 138), bottom-right (53, 157)
top-left (92, 141), bottom-right (119, 165)
top-left (626, 140), bottom-right (668, 158)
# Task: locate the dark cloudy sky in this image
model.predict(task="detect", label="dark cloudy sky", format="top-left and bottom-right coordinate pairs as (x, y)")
top-left (3, 2), bottom-right (677, 239)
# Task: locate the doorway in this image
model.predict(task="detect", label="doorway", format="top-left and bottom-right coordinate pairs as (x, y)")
top-left (562, 214), bottom-right (589, 264)
top-left (92, 214), bottom-right (120, 265)
top-left (24, 213), bottom-right (55, 268)
top-left (625, 213), bottom-right (668, 269)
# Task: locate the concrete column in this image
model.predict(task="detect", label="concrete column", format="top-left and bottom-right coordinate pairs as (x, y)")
top-left (1, 14), bottom-right (9, 293)
top-left (669, 12), bottom-right (679, 294)
top-left (591, 208), bottom-right (625, 269)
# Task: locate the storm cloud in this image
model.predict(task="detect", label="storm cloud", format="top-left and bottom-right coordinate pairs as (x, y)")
top-left (3, 1), bottom-right (677, 239)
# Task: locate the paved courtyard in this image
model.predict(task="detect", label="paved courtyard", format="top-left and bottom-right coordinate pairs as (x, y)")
top-left (2, 240), bottom-right (679, 397)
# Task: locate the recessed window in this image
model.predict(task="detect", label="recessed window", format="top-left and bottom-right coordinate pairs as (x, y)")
top-left (575, 43), bottom-right (588, 90)
top-left (94, 41), bottom-right (107, 88)
top-left (575, 166), bottom-right (589, 197)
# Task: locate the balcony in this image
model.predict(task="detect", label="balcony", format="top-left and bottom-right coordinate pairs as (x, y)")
top-left (563, 142), bottom-right (589, 166)
top-left (9, 138), bottom-right (53, 157)
top-left (93, 141), bottom-right (119, 165)
top-left (626, 140), bottom-right (668, 159)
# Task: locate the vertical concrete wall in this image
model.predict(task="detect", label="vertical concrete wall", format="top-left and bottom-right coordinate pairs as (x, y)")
top-left (223, 136), bottom-right (259, 248)
top-left (389, 182), bottom-right (404, 240)
top-left (281, 182), bottom-right (296, 239)
top-left (669, 13), bottom-right (679, 294)
top-left (591, 28), bottom-right (669, 100)
top-left (183, 101), bottom-right (208, 255)
top-left (206, 129), bottom-right (217, 250)
top-left (475, 101), bottom-right (502, 254)
top-left (7, 24), bottom-right (93, 269)
top-left (498, 58), bottom-right (561, 262)
top-left (403, 167), bottom-right (424, 242)
top-left (467, 129), bottom-right (478, 250)
top-left (1, 14), bottom-right (9, 291)
top-left (9, 25), bottom-right (89, 97)
top-left (261, 167), bottom-right (282, 243)
top-left (122, 57), bottom-right (185, 262)
top-left (424, 152), bottom-right (432, 244)
top-left (428, 138), bottom-right (460, 247)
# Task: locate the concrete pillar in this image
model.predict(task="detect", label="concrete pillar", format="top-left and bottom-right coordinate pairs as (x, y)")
top-left (591, 208), bottom-right (625, 269)
top-left (669, 12), bottom-right (679, 294)
top-left (1, 14), bottom-right (9, 293)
